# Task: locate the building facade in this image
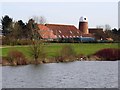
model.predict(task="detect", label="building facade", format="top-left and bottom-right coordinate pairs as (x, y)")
top-left (37, 16), bottom-right (106, 42)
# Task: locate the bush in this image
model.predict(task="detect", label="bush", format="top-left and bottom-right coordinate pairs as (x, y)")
top-left (94, 48), bottom-right (120, 61)
top-left (7, 50), bottom-right (27, 65)
top-left (2, 37), bottom-right (32, 45)
top-left (2, 37), bottom-right (18, 46)
top-left (17, 39), bottom-right (32, 45)
top-left (2, 37), bottom-right (11, 45)
top-left (61, 45), bottom-right (76, 57)
top-left (58, 45), bottom-right (76, 62)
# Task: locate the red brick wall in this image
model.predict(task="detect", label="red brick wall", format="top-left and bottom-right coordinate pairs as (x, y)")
top-left (79, 22), bottom-right (89, 34)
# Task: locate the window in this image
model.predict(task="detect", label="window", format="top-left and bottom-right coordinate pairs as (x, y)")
top-left (84, 18), bottom-right (86, 20)
top-left (70, 31), bottom-right (72, 34)
top-left (58, 35), bottom-right (61, 38)
top-left (59, 30), bottom-right (61, 33)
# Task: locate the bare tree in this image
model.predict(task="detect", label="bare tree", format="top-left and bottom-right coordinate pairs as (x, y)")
top-left (96, 25), bottom-right (104, 29)
top-left (29, 39), bottom-right (45, 65)
top-left (28, 19), bottom-right (46, 65)
top-left (104, 24), bottom-right (111, 31)
top-left (32, 16), bottom-right (47, 24)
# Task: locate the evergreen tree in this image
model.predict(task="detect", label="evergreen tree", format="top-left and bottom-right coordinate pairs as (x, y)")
top-left (1, 15), bottom-right (13, 36)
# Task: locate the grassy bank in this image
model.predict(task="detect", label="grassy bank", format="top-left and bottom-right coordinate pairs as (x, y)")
top-left (1, 43), bottom-right (119, 59)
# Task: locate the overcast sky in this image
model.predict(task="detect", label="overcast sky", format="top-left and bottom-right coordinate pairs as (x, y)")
top-left (118, 2), bottom-right (120, 28)
top-left (1, 1), bottom-right (119, 29)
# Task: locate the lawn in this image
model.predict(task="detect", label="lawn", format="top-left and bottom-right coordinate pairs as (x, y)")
top-left (1, 43), bottom-right (119, 59)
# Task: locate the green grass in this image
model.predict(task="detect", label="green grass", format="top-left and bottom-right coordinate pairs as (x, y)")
top-left (1, 43), bottom-right (119, 59)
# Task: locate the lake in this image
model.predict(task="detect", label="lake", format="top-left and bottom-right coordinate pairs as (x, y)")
top-left (2, 61), bottom-right (118, 88)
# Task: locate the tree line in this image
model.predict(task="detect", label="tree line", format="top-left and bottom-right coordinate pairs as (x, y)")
top-left (1, 15), bottom-right (120, 45)
top-left (96, 24), bottom-right (120, 42)
top-left (104, 28), bottom-right (120, 42)
top-left (1, 15), bottom-right (46, 45)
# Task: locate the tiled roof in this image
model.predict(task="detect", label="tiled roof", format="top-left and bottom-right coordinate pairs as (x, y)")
top-left (38, 24), bottom-right (49, 31)
top-left (45, 24), bottom-right (83, 38)
top-left (38, 24), bottom-right (95, 39)
top-left (38, 24), bottom-right (57, 39)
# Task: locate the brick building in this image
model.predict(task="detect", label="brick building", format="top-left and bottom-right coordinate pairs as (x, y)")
top-left (37, 16), bottom-right (106, 42)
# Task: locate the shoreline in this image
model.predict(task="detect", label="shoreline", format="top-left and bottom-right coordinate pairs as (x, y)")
top-left (1, 58), bottom-right (119, 66)
top-left (1, 44), bottom-right (120, 66)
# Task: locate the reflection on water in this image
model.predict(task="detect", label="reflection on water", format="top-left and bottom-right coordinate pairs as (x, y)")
top-left (2, 61), bottom-right (118, 88)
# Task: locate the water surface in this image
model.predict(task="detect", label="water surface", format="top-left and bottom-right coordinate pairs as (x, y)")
top-left (2, 61), bottom-right (118, 88)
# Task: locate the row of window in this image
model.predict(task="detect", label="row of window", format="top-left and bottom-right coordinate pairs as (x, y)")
top-left (57, 35), bottom-right (82, 38)
top-left (41, 29), bottom-right (80, 34)
top-left (58, 30), bottom-right (80, 34)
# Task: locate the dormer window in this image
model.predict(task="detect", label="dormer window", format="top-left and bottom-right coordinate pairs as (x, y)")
top-left (59, 30), bottom-right (61, 33)
top-left (58, 35), bottom-right (61, 38)
top-left (70, 31), bottom-right (72, 34)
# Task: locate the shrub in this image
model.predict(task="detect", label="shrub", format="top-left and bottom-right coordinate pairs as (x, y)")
top-left (61, 45), bottom-right (76, 57)
top-left (94, 48), bottom-right (120, 61)
top-left (17, 39), bottom-right (32, 45)
top-left (2, 37), bottom-right (32, 45)
top-left (2, 37), bottom-right (18, 46)
top-left (2, 37), bottom-right (11, 45)
top-left (58, 45), bottom-right (76, 62)
top-left (7, 50), bottom-right (27, 65)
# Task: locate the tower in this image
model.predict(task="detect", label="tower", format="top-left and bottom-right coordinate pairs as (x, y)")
top-left (79, 16), bottom-right (89, 34)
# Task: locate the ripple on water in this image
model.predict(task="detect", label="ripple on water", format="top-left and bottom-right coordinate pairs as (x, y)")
top-left (2, 61), bottom-right (118, 88)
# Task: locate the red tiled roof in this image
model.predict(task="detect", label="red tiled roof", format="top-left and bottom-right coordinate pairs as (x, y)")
top-left (38, 24), bottom-right (49, 31)
top-left (45, 24), bottom-right (83, 38)
top-left (38, 24), bottom-right (57, 39)
top-left (38, 24), bottom-right (95, 39)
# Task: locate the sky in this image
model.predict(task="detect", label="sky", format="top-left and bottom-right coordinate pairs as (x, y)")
top-left (0, 1), bottom-right (119, 29)
top-left (118, 2), bottom-right (120, 28)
